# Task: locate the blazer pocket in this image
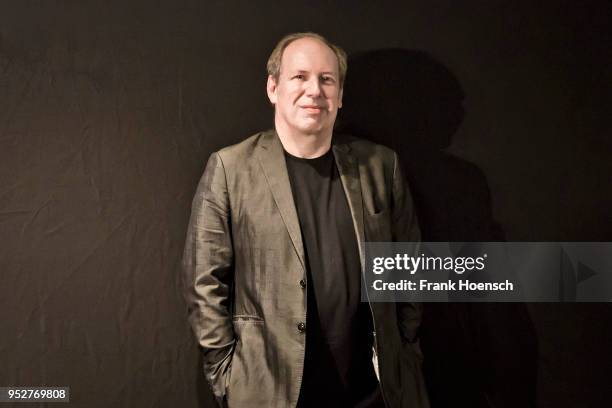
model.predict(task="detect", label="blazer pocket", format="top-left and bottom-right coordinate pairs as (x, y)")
top-left (226, 315), bottom-right (267, 406)
top-left (232, 315), bottom-right (264, 324)
top-left (365, 210), bottom-right (392, 241)
top-left (367, 208), bottom-right (389, 218)
top-left (227, 316), bottom-right (263, 391)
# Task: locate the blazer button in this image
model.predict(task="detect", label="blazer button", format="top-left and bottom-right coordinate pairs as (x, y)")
top-left (299, 279), bottom-right (306, 289)
top-left (297, 322), bottom-right (306, 333)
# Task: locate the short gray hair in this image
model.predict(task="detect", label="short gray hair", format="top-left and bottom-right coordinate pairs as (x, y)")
top-left (266, 32), bottom-right (348, 88)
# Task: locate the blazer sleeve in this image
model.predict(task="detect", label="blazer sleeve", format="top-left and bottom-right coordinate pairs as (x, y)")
top-left (390, 152), bottom-right (430, 407)
top-left (390, 151), bottom-right (424, 346)
top-left (182, 152), bottom-right (235, 405)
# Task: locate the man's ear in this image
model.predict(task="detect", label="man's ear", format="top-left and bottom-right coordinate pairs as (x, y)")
top-left (266, 75), bottom-right (278, 105)
top-left (338, 87), bottom-right (343, 109)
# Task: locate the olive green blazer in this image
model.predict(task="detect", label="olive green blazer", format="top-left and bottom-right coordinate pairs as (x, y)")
top-left (183, 130), bottom-right (429, 408)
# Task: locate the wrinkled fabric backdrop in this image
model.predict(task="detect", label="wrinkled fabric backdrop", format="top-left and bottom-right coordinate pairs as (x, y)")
top-left (1, 1), bottom-right (611, 407)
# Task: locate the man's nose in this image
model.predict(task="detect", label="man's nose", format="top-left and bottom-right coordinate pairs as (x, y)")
top-left (304, 77), bottom-right (322, 97)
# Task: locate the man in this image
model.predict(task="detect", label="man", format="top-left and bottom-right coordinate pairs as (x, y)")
top-left (183, 32), bottom-right (429, 408)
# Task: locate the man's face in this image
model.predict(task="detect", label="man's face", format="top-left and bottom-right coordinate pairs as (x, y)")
top-left (267, 37), bottom-right (343, 136)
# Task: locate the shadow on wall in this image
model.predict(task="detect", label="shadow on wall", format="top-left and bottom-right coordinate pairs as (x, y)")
top-left (337, 49), bottom-right (538, 408)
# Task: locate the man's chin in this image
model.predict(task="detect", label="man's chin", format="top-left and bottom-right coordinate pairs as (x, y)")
top-left (291, 124), bottom-right (322, 135)
top-left (294, 119), bottom-right (334, 135)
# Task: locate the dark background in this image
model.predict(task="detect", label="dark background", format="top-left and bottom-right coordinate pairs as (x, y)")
top-left (1, 1), bottom-right (610, 407)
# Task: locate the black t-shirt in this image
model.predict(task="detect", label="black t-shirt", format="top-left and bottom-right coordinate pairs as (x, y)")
top-left (285, 148), bottom-right (383, 408)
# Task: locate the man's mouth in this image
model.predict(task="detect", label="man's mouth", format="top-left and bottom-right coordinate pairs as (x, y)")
top-left (300, 105), bottom-right (325, 113)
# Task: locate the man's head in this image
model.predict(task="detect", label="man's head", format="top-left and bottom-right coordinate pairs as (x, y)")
top-left (266, 33), bottom-right (347, 138)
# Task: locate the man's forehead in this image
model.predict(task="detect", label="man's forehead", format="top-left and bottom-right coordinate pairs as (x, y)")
top-left (281, 37), bottom-right (339, 73)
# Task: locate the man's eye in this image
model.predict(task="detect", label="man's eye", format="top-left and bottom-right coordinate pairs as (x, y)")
top-left (321, 76), bottom-right (335, 83)
top-left (293, 75), bottom-right (305, 80)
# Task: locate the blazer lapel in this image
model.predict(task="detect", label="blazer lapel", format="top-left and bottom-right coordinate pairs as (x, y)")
top-left (332, 139), bottom-right (366, 274)
top-left (255, 130), bottom-right (306, 272)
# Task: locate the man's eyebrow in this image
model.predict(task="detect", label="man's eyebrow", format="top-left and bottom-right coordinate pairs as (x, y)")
top-left (291, 69), bottom-right (337, 76)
